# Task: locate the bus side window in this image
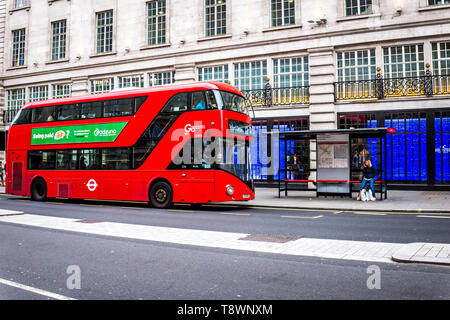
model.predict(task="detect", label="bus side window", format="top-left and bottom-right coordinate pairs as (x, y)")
top-left (134, 96), bottom-right (147, 113)
top-left (192, 92), bottom-right (206, 110)
top-left (104, 98), bottom-right (133, 117)
top-left (162, 93), bottom-right (189, 113)
top-left (56, 104), bottom-right (78, 121)
top-left (12, 108), bottom-right (31, 125)
top-left (32, 106), bottom-right (56, 123)
top-left (81, 101), bottom-right (103, 119)
top-left (78, 149), bottom-right (101, 170)
top-left (205, 91), bottom-right (218, 110)
top-left (28, 150), bottom-right (56, 170)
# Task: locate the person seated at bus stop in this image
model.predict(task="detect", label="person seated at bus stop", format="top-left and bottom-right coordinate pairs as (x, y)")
top-left (357, 160), bottom-right (377, 201)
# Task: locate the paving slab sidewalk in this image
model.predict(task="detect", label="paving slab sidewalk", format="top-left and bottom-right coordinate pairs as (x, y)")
top-left (234, 188), bottom-right (450, 213)
top-left (392, 243), bottom-right (450, 265)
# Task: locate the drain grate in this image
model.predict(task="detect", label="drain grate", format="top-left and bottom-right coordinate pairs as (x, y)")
top-left (239, 233), bottom-right (303, 243)
top-left (75, 219), bottom-right (104, 224)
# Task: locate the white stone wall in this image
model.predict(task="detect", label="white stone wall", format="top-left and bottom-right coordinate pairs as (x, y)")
top-left (0, 0), bottom-right (450, 128)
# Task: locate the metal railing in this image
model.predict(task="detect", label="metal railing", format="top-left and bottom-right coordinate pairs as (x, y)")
top-left (242, 84), bottom-right (310, 108)
top-left (335, 72), bottom-right (450, 101)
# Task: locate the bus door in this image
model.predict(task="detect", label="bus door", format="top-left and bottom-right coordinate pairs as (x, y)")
top-left (171, 138), bottom-right (215, 203)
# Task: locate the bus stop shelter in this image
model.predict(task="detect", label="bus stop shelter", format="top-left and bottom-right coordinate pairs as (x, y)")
top-left (277, 128), bottom-right (388, 200)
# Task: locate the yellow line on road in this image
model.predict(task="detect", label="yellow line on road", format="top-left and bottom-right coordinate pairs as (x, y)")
top-left (280, 215), bottom-right (324, 219)
top-left (121, 206), bottom-right (145, 210)
top-left (80, 204), bottom-right (104, 207)
top-left (219, 212), bottom-right (251, 216)
top-left (249, 206), bottom-right (336, 213)
top-left (168, 209), bottom-right (195, 213)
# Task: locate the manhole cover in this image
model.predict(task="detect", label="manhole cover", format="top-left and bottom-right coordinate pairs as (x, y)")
top-left (239, 234), bottom-right (303, 243)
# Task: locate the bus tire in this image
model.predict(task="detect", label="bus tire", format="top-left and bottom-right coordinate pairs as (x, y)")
top-left (31, 178), bottom-right (47, 201)
top-left (149, 181), bottom-right (173, 209)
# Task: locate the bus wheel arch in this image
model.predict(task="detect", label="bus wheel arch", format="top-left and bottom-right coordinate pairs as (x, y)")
top-left (148, 178), bottom-right (173, 209)
top-left (30, 177), bottom-right (47, 201)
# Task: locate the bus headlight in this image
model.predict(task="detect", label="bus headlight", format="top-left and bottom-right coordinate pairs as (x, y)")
top-left (226, 185), bottom-right (234, 196)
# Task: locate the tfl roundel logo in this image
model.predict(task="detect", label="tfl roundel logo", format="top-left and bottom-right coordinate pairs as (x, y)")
top-left (86, 179), bottom-right (98, 191)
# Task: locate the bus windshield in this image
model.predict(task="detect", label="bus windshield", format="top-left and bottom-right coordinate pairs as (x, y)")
top-left (220, 91), bottom-right (249, 117)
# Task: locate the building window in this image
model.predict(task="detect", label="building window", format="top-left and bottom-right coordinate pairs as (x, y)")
top-left (198, 65), bottom-right (229, 82)
top-left (118, 74), bottom-right (144, 89)
top-left (383, 45), bottom-right (425, 79)
top-left (205, 0), bottom-right (227, 37)
top-left (428, 0), bottom-right (450, 5)
top-left (274, 57), bottom-right (309, 87)
top-left (90, 78), bottom-right (114, 94)
top-left (385, 112), bottom-right (427, 182)
top-left (96, 10), bottom-right (113, 54)
top-left (52, 83), bottom-right (72, 99)
top-left (345, 0), bottom-right (373, 16)
top-left (147, 0), bottom-right (166, 45)
top-left (273, 57), bottom-right (309, 104)
top-left (337, 49), bottom-right (376, 81)
top-left (271, 0), bottom-right (295, 27)
top-left (435, 111), bottom-right (450, 184)
top-left (149, 71), bottom-right (175, 86)
top-left (234, 61), bottom-right (267, 91)
top-left (14, 0), bottom-right (28, 9)
top-left (432, 42), bottom-right (450, 75)
top-left (6, 88), bottom-right (26, 122)
top-left (51, 20), bottom-right (67, 61)
top-left (12, 29), bottom-right (26, 67)
top-left (29, 86), bottom-right (49, 102)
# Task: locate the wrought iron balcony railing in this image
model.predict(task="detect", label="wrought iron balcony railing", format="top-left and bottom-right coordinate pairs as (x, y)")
top-left (335, 74), bottom-right (450, 101)
top-left (243, 86), bottom-right (309, 108)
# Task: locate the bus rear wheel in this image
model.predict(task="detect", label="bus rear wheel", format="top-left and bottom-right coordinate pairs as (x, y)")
top-left (149, 181), bottom-right (173, 209)
top-left (31, 178), bottom-right (47, 201)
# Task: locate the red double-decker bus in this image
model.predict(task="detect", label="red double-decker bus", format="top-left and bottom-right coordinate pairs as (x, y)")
top-left (6, 82), bottom-right (254, 208)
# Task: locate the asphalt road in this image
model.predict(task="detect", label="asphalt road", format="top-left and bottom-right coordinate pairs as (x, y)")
top-left (0, 194), bottom-right (449, 301)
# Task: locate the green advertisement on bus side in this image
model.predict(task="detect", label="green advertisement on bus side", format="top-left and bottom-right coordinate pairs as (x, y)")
top-left (31, 122), bottom-right (128, 145)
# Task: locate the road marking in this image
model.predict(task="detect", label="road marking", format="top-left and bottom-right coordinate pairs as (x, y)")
top-left (46, 202), bottom-right (64, 205)
top-left (333, 211), bottom-right (344, 214)
top-left (0, 277), bottom-right (76, 300)
top-left (417, 215), bottom-right (450, 219)
top-left (168, 209), bottom-right (195, 213)
top-left (0, 209), bottom-right (24, 217)
top-left (120, 206), bottom-right (144, 210)
top-left (219, 212), bottom-right (251, 216)
top-left (14, 199), bottom-right (30, 202)
top-left (249, 206), bottom-right (335, 213)
top-left (0, 213), bottom-right (401, 263)
top-left (280, 215), bottom-right (323, 219)
top-left (353, 212), bottom-right (387, 216)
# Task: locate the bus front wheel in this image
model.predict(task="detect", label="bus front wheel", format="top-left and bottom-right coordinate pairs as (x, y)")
top-left (149, 181), bottom-right (173, 209)
top-left (31, 178), bottom-right (47, 201)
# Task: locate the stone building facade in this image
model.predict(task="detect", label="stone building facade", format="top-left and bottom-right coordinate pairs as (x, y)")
top-left (1, 0), bottom-right (450, 187)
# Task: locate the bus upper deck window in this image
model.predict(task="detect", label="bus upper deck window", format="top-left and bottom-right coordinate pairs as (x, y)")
top-left (192, 92), bottom-right (206, 110)
top-left (205, 91), bottom-right (218, 110)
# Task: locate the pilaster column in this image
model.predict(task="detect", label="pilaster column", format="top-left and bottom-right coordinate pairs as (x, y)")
top-left (174, 63), bottom-right (196, 84)
top-left (71, 76), bottom-right (89, 96)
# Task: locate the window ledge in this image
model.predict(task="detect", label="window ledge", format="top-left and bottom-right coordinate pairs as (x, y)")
top-left (197, 34), bottom-right (233, 42)
top-left (140, 43), bottom-right (172, 51)
top-left (336, 13), bottom-right (381, 22)
top-left (262, 24), bottom-right (302, 33)
top-left (89, 51), bottom-right (117, 58)
top-left (418, 4), bottom-right (450, 12)
top-left (45, 58), bottom-right (70, 65)
top-left (9, 6), bottom-right (30, 14)
top-left (6, 65), bottom-right (27, 71)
